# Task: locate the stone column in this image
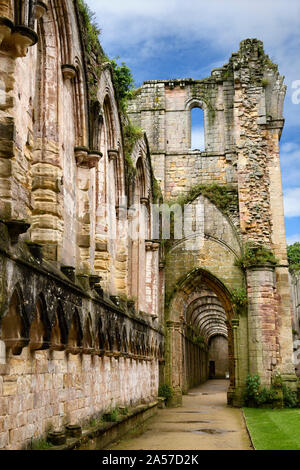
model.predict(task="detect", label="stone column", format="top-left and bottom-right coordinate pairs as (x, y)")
top-left (75, 149), bottom-right (101, 273)
top-left (247, 264), bottom-right (278, 386)
top-left (151, 242), bottom-right (160, 317)
top-left (166, 320), bottom-right (183, 406)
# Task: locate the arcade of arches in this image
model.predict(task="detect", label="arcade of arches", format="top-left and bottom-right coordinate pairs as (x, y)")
top-left (0, 0), bottom-right (297, 450)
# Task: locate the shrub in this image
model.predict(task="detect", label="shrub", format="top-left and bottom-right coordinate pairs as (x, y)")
top-left (244, 374), bottom-right (298, 409)
top-left (287, 242), bottom-right (300, 271)
top-left (256, 387), bottom-right (277, 405)
top-left (282, 384), bottom-right (298, 408)
top-left (244, 374), bottom-right (261, 405)
top-left (158, 384), bottom-right (173, 400)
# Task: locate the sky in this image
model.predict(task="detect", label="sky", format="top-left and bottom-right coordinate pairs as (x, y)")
top-left (86, 0), bottom-right (300, 245)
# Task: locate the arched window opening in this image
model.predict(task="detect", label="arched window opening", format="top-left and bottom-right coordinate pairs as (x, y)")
top-left (29, 297), bottom-right (50, 351)
top-left (66, 310), bottom-right (83, 355)
top-left (1, 288), bottom-right (28, 355)
top-left (191, 107), bottom-right (205, 151)
top-left (50, 304), bottom-right (68, 351)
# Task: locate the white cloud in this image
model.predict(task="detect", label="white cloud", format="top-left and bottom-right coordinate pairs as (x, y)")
top-left (287, 234), bottom-right (300, 245)
top-left (88, 0), bottom-right (300, 51)
top-left (284, 188), bottom-right (300, 217)
top-left (87, 0), bottom-right (300, 125)
top-left (280, 141), bottom-right (300, 188)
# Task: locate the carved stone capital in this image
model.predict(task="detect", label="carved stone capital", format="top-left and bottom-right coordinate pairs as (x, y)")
top-left (89, 274), bottom-right (102, 290)
top-left (62, 64), bottom-right (76, 80)
top-left (108, 149), bottom-right (119, 161)
top-left (145, 241), bottom-right (153, 251)
top-left (5, 220), bottom-right (30, 244)
top-left (6, 26), bottom-right (38, 58)
top-left (151, 242), bottom-right (160, 252)
top-left (61, 266), bottom-right (75, 283)
top-left (75, 146), bottom-right (89, 167)
top-left (75, 147), bottom-right (102, 168)
top-left (0, 18), bottom-right (13, 47)
top-left (35, 1), bottom-right (48, 20)
top-left (88, 150), bottom-right (103, 168)
top-left (115, 204), bottom-right (127, 219)
top-left (140, 197), bottom-right (149, 206)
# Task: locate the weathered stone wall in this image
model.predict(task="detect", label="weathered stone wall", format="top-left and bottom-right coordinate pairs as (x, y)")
top-left (0, 350), bottom-right (158, 450)
top-left (290, 271), bottom-right (300, 377)
top-left (128, 38), bottom-right (296, 403)
top-left (128, 78), bottom-right (237, 200)
top-left (0, 0), bottom-right (163, 450)
top-left (291, 271), bottom-right (300, 334)
top-left (208, 336), bottom-right (229, 379)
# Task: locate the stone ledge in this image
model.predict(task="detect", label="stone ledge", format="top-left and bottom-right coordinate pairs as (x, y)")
top-left (45, 401), bottom-right (158, 451)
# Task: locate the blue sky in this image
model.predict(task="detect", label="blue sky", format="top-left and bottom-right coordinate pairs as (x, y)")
top-left (86, 0), bottom-right (300, 245)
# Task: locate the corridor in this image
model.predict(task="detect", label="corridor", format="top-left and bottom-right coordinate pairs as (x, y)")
top-left (108, 380), bottom-right (252, 451)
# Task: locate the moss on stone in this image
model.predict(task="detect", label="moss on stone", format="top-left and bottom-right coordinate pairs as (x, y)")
top-left (231, 287), bottom-right (248, 314)
top-left (123, 121), bottom-right (143, 185)
top-left (235, 243), bottom-right (278, 269)
top-left (77, 0), bottom-right (103, 57)
top-left (167, 183), bottom-right (238, 216)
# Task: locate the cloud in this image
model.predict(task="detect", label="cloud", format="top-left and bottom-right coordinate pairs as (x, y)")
top-left (280, 141), bottom-right (300, 188)
top-left (87, 0), bottom-right (300, 125)
top-left (284, 188), bottom-right (300, 217)
top-left (88, 0), bottom-right (300, 51)
top-left (287, 234), bottom-right (300, 245)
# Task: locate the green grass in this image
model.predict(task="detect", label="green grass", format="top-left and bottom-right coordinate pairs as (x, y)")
top-left (243, 408), bottom-right (300, 450)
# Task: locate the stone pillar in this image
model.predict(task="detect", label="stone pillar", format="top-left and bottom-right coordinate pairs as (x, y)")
top-left (75, 148), bottom-right (101, 274)
top-left (166, 320), bottom-right (183, 406)
top-left (114, 203), bottom-right (128, 296)
top-left (276, 266), bottom-right (297, 385)
top-left (247, 264), bottom-right (278, 386)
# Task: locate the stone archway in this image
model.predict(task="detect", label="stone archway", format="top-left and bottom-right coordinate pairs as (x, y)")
top-left (165, 268), bottom-right (236, 406)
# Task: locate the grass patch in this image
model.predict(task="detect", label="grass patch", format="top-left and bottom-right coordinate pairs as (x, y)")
top-left (243, 408), bottom-right (300, 450)
top-left (31, 439), bottom-right (53, 450)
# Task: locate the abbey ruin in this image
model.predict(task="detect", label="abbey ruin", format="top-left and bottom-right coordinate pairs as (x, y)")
top-left (0, 0), bottom-right (298, 450)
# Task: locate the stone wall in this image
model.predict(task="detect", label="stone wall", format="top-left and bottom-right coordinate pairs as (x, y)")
top-left (290, 271), bottom-right (300, 377)
top-left (128, 38), bottom-right (296, 403)
top-left (128, 78), bottom-right (237, 200)
top-left (291, 271), bottom-right (300, 334)
top-left (0, 0), bottom-right (164, 450)
top-left (208, 336), bottom-right (229, 379)
top-left (0, 351), bottom-right (158, 450)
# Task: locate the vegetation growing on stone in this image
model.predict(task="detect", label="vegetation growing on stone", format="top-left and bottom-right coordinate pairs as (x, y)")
top-left (287, 242), bottom-right (300, 271)
top-left (235, 243), bottom-right (278, 269)
top-left (123, 121), bottom-right (144, 184)
top-left (158, 384), bottom-right (173, 400)
top-left (244, 373), bottom-right (297, 409)
top-left (231, 288), bottom-right (248, 313)
top-left (185, 324), bottom-right (207, 349)
top-left (167, 183), bottom-right (238, 216)
top-left (110, 58), bottom-right (135, 113)
top-left (31, 439), bottom-right (53, 450)
top-left (77, 0), bottom-right (103, 57)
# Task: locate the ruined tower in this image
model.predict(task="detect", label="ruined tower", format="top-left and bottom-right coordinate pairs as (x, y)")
top-left (128, 38), bottom-right (296, 404)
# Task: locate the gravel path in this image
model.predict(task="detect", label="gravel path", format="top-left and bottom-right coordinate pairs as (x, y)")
top-left (108, 380), bottom-right (252, 451)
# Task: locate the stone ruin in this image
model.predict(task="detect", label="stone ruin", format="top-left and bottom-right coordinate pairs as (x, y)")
top-left (0, 0), bottom-right (297, 449)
